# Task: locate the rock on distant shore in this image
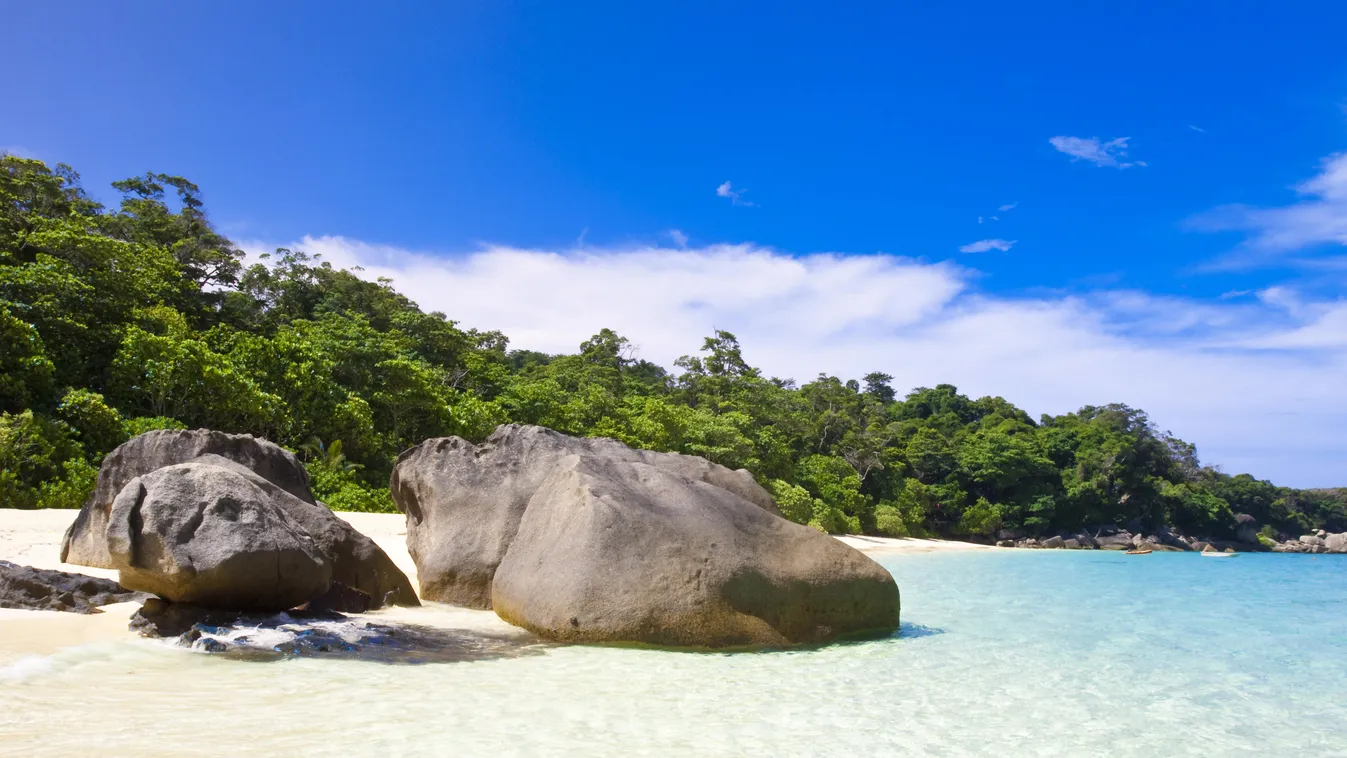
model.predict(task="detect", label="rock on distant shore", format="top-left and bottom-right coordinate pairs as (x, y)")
top-left (392, 424), bottom-right (899, 647)
top-left (996, 523), bottom-right (1347, 555)
top-left (1272, 531), bottom-right (1347, 553)
top-left (0, 560), bottom-right (147, 613)
top-left (62, 429), bottom-right (418, 610)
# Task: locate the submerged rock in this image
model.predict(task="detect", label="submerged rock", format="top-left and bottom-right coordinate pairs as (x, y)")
top-left (108, 462), bottom-right (334, 611)
top-left (0, 560), bottom-right (148, 613)
top-left (392, 424), bottom-right (899, 647)
top-left (130, 598), bottom-right (545, 664)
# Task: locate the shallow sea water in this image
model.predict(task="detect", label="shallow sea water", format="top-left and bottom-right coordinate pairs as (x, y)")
top-left (3, 551), bottom-right (1346, 757)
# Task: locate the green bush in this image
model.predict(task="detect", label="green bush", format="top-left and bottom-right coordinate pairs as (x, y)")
top-left (955, 497), bottom-right (1002, 537)
top-left (1257, 524), bottom-right (1279, 549)
top-left (768, 479), bottom-right (815, 524)
top-left (122, 416), bottom-right (188, 438)
top-left (57, 388), bottom-right (127, 459)
top-left (33, 457), bottom-right (98, 508)
top-left (302, 438), bottom-right (398, 513)
top-left (809, 499), bottom-right (859, 534)
top-left (874, 503), bottom-right (909, 537)
top-left (0, 410), bottom-right (91, 508)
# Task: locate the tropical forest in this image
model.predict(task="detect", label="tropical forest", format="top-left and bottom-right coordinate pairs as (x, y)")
top-left (3, 154), bottom-right (1343, 541)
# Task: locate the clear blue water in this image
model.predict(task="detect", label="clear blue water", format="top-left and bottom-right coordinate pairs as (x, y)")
top-left (4, 550), bottom-right (1346, 756)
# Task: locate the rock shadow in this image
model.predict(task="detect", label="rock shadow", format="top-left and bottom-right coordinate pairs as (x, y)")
top-left (131, 601), bottom-right (549, 664)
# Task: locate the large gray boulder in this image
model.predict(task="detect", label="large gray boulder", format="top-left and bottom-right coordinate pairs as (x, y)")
top-left (1234, 514), bottom-right (1260, 544)
top-left (63, 430), bottom-right (418, 608)
top-left (391, 425), bottom-right (899, 647)
top-left (1096, 533), bottom-right (1133, 548)
top-left (108, 462), bottom-right (333, 610)
top-left (63, 429), bottom-right (316, 568)
top-left (1326, 533), bottom-right (1347, 553)
top-left (392, 424), bottom-right (780, 607)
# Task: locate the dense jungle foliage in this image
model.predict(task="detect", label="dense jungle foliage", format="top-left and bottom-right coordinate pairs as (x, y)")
top-left (3, 155), bottom-right (1344, 539)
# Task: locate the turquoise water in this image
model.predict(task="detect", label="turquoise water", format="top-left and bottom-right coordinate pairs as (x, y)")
top-left (4, 551), bottom-right (1346, 756)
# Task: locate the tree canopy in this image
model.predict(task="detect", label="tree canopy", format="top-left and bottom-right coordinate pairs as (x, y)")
top-left (3, 154), bottom-right (1343, 538)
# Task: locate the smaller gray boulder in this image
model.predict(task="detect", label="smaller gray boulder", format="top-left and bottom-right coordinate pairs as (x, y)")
top-left (1326, 533), bottom-right (1347, 553)
top-left (1040, 535), bottom-right (1066, 549)
top-left (63, 429), bottom-right (317, 568)
top-left (107, 462), bottom-right (333, 611)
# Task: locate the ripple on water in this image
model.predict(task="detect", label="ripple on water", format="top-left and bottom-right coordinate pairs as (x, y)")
top-left (2, 552), bottom-right (1346, 757)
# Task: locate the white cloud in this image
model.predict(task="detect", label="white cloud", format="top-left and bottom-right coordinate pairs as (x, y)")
top-left (667, 229), bottom-right (689, 248)
top-left (1191, 152), bottom-right (1347, 261)
top-left (1049, 135), bottom-right (1146, 168)
top-left (716, 181), bottom-right (754, 207)
top-left (998, 202), bottom-right (1019, 212)
top-left (1189, 125), bottom-right (1206, 133)
top-left (959, 238), bottom-right (1016, 253)
top-left (239, 235), bottom-right (1347, 487)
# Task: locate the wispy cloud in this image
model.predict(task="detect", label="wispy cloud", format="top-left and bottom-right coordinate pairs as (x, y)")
top-left (716, 181), bottom-right (754, 207)
top-left (1190, 151), bottom-right (1347, 265)
top-left (1188, 125), bottom-right (1206, 133)
top-left (576, 227), bottom-right (589, 246)
top-left (667, 229), bottom-right (689, 248)
top-left (239, 234), bottom-right (1347, 486)
top-left (998, 202), bottom-right (1019, 212)
top-left (959, 238), bottom-right (1015, 253)
top-left (1049, 136), bottom-right (1146, 169)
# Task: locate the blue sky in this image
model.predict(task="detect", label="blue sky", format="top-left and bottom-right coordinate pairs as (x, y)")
top-left (4, 1), bottom-right (1347, 485)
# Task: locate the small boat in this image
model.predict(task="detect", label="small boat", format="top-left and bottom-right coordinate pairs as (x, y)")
top-left (1124, 549), bottom-right (1152, 555)
top-left (1200, 551), bottom-right (1238, 558)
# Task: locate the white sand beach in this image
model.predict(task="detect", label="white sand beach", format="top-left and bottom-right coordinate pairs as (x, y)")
top-left (0, 508), bottom-right (987, 664)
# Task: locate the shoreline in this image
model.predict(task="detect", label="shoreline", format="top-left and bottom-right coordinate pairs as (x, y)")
top-left (0, 508), bottom-right (994, 578)
top-left (0, 508), bottom-right (988, 664)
